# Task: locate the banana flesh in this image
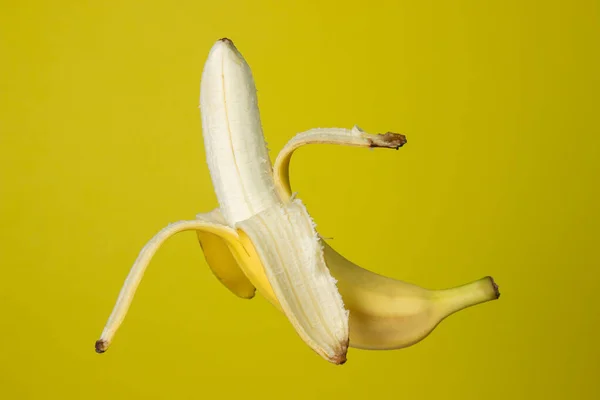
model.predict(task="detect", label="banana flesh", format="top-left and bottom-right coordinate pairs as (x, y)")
top-left (199, 38), bottom-right (349, 364)
top-left (95, 38), bottom-right (500, 363)
top-left (199, 39), bottom-right (279, 225)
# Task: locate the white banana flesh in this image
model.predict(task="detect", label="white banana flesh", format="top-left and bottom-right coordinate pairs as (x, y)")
top-left (199, 39), bottom-right (279, 226)
top-left (95, 38), bottom-right (499, 362)
top-left (199, 38), bottom-right (349, 363)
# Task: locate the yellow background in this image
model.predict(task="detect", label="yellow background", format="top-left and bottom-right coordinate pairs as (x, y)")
top-left (1, 0), bottom-right (598, 398)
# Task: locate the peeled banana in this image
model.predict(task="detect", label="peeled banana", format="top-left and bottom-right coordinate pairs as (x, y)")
top-left (95, 38), bottom-right (499, 364)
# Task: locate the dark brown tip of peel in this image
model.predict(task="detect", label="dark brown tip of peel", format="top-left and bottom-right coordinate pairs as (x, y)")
top-left (332, 353), bottom-right (347, 365)
top-left (368, 132), bottom-right (407, 149)
top-left (331, 339), bottom-right (349, 365)
top-left (95, 339), bottom-right (108, 354)
top-left (487, 276), bottom-right (500, 299)
top-left (218, 38), bottom-right (233, 44)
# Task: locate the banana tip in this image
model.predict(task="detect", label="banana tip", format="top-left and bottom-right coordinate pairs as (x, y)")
top-left (330, 339), bottom-right (349, 365)
top-left (331, 353), bottom-right (347, 365)
top-left (368, 132), bottom-right (407, 150)
top-left (487, 276), bottom-right (500, 299)
top-left (95, 339), bottom-right (108, 354)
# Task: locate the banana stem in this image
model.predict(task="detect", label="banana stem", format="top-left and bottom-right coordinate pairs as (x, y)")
top-left (433, 276), bottom-right (500, 319)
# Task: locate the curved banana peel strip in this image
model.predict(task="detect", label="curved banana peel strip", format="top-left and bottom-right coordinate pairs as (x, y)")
top-left (96, 38), bottom-right (500, 363)
top-left (95, 217), bottom-right (241, 353)
top-left (274, 125), bottom-right (407, 200)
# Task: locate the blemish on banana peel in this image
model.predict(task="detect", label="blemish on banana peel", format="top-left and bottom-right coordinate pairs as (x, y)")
top-left (367, 132), bottom-right (407, 149)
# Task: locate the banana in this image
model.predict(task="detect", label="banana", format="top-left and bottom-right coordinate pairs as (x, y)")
top-left (95, 38), bottom-right (500, 363)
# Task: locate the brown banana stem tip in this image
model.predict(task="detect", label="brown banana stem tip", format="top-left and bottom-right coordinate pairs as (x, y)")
top-left (487, 276), bottom-right (501, 299)
top-left (368, 132), bottom-right (407, 149)
top-left (95, 339), bottom-right (108, 354)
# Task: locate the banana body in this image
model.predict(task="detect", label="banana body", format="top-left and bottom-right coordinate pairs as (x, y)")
top-left (323, 244), bottom-right (498, 349)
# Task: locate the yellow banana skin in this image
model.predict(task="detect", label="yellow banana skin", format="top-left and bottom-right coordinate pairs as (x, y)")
top-left (197, 230), bottom-right (256, 299)
top-left (322, 243), bottom-right (499, 350)
top-left (198, 211), bottom-right (499, 351)
top-left (196, 210), bottom-right (256, 299)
